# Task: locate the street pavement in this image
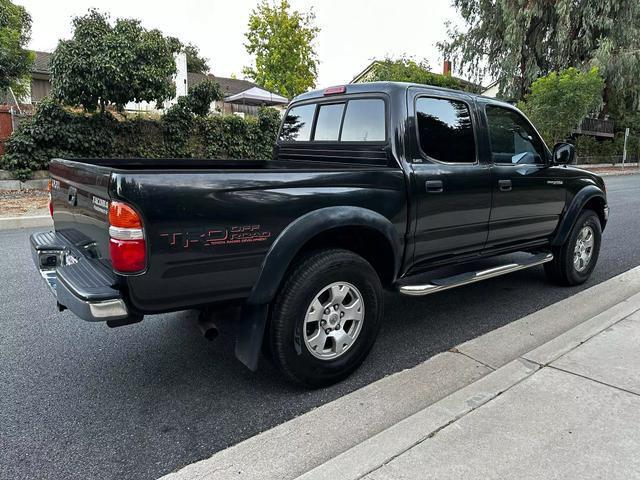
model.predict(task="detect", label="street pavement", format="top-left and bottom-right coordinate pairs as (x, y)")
top-left (1, 175), bottom-right (640, 480)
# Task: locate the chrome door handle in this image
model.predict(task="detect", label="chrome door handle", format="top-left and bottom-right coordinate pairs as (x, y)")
top-left (425, 180), bottom-right (444, 193)
top-left (498, 180), bottom-right (512, 192)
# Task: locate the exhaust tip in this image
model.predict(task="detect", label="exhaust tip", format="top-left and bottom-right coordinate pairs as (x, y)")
top-left (202, 326), bottom-right (219, 341)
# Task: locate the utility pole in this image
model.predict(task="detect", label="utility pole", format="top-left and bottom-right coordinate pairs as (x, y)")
top-left (622, 127), bottom-right (629, 168)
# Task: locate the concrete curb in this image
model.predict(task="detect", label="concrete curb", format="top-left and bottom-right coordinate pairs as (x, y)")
top-left (161, 265), bottom-right (640, 480)
top-left (298, 292), bottom-right (640, 480)
top-left (0, 215), bottom-right (52, 230)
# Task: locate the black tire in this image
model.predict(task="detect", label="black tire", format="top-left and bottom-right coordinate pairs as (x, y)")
top-left (545, 209), bottom-right (601, 286)
top-left (269, 248), bottom-right (383, 388)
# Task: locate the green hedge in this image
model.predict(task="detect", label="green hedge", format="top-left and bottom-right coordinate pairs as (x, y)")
top-left (575, 132), bottom-right (640, 163)
top-left (1, 98), bottom-right (281, 181)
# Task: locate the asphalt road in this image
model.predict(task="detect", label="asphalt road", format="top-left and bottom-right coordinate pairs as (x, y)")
top-left (2, 174), bottom-right (640, 480)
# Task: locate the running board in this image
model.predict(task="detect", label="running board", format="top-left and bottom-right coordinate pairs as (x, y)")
top-left (398, 252), bottom-right (553, 297)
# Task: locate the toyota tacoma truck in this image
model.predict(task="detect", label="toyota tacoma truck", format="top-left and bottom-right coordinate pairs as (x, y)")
top-left (31, 82), bottom-right (609, 387)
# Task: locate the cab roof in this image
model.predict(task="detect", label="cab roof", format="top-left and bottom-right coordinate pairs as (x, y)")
top-left (292, 81), bottom-right (513, 108)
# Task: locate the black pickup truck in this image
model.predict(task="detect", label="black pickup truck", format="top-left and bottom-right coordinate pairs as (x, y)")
top-left (31, 82), bottom-right (608, 387)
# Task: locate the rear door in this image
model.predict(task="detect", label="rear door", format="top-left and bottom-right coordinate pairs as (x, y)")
top-left (409, 90), bottom-right (492, 266)
top-left (480, 103), bottom-right (565, 247)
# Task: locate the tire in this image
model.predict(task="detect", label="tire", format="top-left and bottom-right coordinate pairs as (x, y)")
top-left (545, 209), bottom-right (601, 286)
top-left (269, 248), bottom-right (383, 388)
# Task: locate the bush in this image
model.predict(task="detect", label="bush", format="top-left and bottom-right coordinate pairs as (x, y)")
top-left (0, 98), bottom-right (281, 179)
top-left (575, 132), bottom-right (639, 164)
top-left (187, 80), bottom-right (223, 117)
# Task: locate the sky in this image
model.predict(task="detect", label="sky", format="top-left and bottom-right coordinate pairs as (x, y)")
top-left (16, 0), bottom-right (468, 88)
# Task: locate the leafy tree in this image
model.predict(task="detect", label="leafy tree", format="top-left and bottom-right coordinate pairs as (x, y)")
top-left (50, 9), bottom-right (179, 113)
top-left (183, 43), bottom-right (209, 74)
top-left (361, 56), bottom-right (475, 92)
top-left (0, 0), bottom-right (35, 99)
top-left (187, 79), bottom-right (222, 116)
top-left (243, 0), bottom-right (319, 98)
top-left (439, 0), bottom-right (640, 114)
top-left (518, 68), bottom-right (604, 145)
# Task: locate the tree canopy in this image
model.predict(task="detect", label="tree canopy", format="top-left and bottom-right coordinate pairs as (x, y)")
top-left (243, 0), bottom-right (319, 99)
top-left (0, 0), bottom-right (35, 99)
top-left (361, 57), bottom-right (475, 92)
top-left (167, 39), bottom-right (210, 74)
top-left (50, 9), bottom-right (179, 112)
top-left (518, 67), bottom-right (605, 145)
top-left (439, 0), bottom-right (640, 116)
top-left (183, 43), bottom-right (210, 74)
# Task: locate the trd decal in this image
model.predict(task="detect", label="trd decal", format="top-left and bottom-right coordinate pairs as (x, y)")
top-left (160, 225), bottom-right (271, 248)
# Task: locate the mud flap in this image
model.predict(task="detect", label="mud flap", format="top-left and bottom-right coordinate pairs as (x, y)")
top-left (234, 303), bottom-right (269, 371)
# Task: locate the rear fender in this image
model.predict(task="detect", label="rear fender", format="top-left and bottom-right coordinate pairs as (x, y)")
top-left (235, 206), bottom-right (401, 371)
top-left (247, 206), bottom-right (402, 305)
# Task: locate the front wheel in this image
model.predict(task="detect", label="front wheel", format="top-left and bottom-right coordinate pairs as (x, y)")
top-left (268, 248), bottom-right (383, 388)
top-left (545, 209), bottom-right (602, 286)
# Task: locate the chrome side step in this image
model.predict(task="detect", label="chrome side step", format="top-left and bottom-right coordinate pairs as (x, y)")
top-left (398, 252), bottom-right (553, 297)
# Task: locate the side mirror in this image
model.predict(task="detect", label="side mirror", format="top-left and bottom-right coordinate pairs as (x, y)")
top-left (552, 142), bottom-right (575, 165)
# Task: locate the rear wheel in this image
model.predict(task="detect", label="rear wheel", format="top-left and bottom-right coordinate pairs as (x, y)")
top-left (269, 248), bottom-right (383, 388)
top-left (545, 209), bottom-right (601, 286)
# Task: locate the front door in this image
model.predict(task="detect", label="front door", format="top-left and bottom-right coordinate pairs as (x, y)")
top-left (410, 93), bottom-right (492, 267)
top-left (481, 104), bottom-right (565, 247)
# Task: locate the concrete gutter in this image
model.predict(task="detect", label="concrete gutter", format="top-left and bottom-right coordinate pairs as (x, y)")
top-left (0, 215), bottom-right (52, 230)
top-left (162, 265), bottom-right (640, 480)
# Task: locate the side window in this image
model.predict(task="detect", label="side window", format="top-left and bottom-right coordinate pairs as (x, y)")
top-left (416, 97), bottom-right (476, 163)
top-left (280, 104), bottom-right (316, 142)
top-left (341, 99), bottom-right (385, 142)
top-left (485, 106), bottom-right (545, 165)
top-left (314, 103), bottom-right (345, 141)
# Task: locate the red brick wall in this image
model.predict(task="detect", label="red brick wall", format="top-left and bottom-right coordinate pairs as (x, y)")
top-left (0, 106), bottom-right (14, 156)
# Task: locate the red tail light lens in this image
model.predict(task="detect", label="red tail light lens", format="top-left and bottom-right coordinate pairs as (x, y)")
top-left (108, 201), bottom-right (146, 273)
top-left (109, 238), bottom-right (146, 272)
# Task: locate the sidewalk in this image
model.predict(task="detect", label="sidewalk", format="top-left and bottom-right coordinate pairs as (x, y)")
top-left (163, 266), bottom-right (640, 480)
top-left (300, 295), bottom-right (640, 480)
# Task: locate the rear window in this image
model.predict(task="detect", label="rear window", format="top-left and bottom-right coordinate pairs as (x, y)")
top-left (280, 104), bottom-right (315, 141)
top-left (279, 98), bottom-right (386, 143)
top-left (341, 99), bottom-right (385, 142)
top-left (314, 103), bottom-right (344, 141)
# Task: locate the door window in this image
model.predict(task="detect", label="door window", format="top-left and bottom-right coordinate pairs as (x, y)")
top-left (485, 106), bottom-right (546, 165)
top-left (416, 97), bottom-right (476, 163)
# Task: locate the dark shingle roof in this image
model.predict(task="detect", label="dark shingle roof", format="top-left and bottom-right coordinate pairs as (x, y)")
top-left (32, 51), bottom-right (52, 74)
top-left (187, 72), bottom-right (264, 97)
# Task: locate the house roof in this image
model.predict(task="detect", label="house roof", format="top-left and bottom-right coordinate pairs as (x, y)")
top-left (187, 72), bottom-right (288, 104)
top-left (32, 51), bottom-right (52, 74)
top-left (350, 60), bottom-right (483, 93)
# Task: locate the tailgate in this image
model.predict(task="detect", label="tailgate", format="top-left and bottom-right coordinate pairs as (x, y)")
top-left (49, 158), bottom-right (113, 261)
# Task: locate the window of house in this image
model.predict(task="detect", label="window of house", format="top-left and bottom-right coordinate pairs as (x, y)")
top-left (340, 99), bottom-right (386, 142)
top-left (416, 97), bottom-right (476, 163)
top-left (279, 104), bottom-right (316, 141)
top-left (314, 103), bottom-right (345, 141)
top-left (485, 105), bottom-right (545, 165)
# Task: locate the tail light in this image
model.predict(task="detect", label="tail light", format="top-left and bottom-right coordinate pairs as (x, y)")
top-left (108, 201), bottom-right (146, 273)
top-left (48, 179), bottom-right (53, 218)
